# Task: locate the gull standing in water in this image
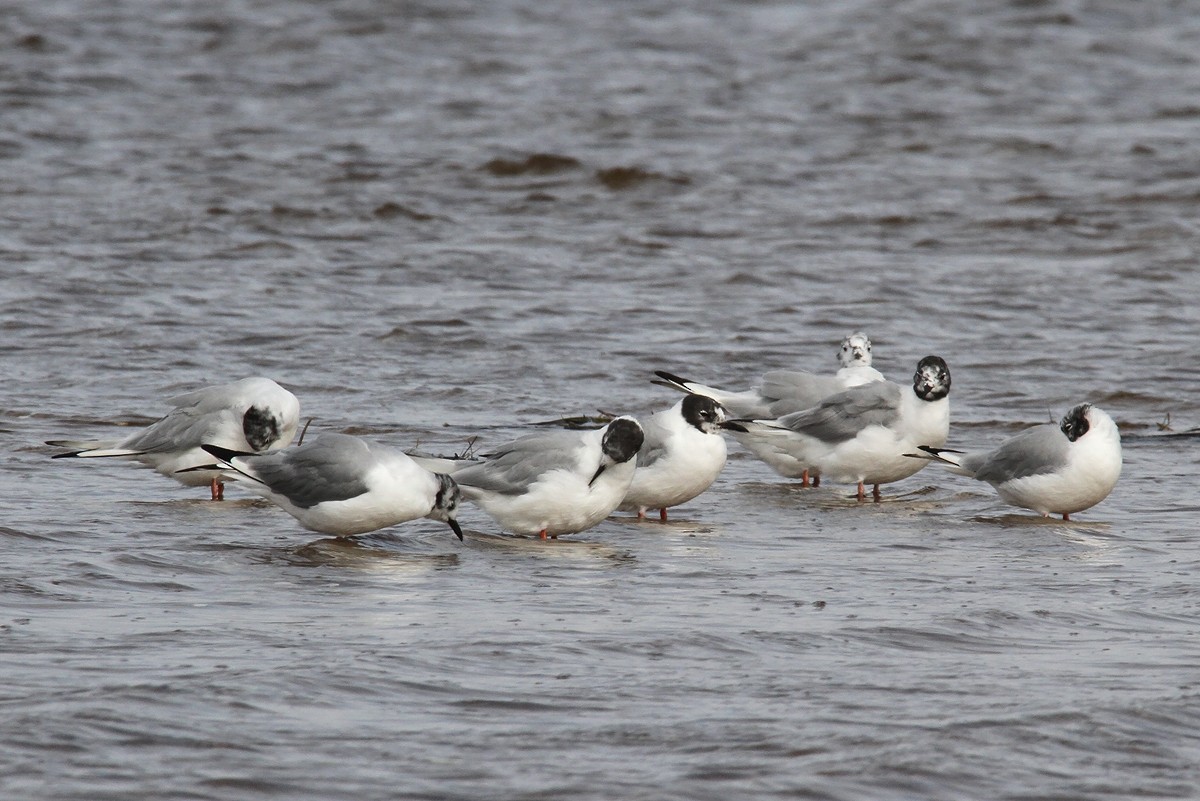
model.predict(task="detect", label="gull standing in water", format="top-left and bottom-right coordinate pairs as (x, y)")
top-left (619, 394), bottom-right (727, 521)
top-left (907, 403), bottom-right (1121, 520)
top-left (415, 416), bottom-right (644, 539)
top-left (201, 434), bottom-right (463, 540)
top-left (654, 332), bottom-right (884, 486)
top-left (653, 332), bottom-right (885, 420)
top-left (723, 356), bottom-right (952, 502)
top-left (47, 376), bottom-right (300, 500)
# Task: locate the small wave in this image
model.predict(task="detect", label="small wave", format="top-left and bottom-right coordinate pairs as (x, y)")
top-left (481, 153), bottom-right (581, 176)
top-left (371, 202), bottom-right (439, 221)
top-left (596, 166), bottom-right (691, 190)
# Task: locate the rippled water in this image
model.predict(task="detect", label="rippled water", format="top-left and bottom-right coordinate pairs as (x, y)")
top-left (4, 1), bottom-right (1200, 798)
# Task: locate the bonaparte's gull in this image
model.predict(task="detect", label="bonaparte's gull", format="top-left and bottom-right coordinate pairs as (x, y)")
top-left (907, 403), bottom-right (1121, 520)
top-left (723, 356), bottom-right (951, 501)
top-left (47, 376), bottom-right (300, 500)
top-left (201, 434), bottom-right (463, 539)
top-left (619, 394), bottom-right (727, 521)
top-left (654, 332), bottom-right (885, 421)
top-left (415, 416), bottom-right (644, 539)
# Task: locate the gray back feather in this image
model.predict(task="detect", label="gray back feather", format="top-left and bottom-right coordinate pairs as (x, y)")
top-left (758, 370), bottom-right (839, 410)
top-left (774, 381), bottom-right (903, 443)
top-left (969, 424), bottom-right (1069, 484)
top-left (634, 410), bottom-right (675, 470)
top-left (121, 408), bottom-right (215, 454)
top-left (250, 433), bottom-right (371, 508)
top-left (453, 430), bottom-right (587, 495)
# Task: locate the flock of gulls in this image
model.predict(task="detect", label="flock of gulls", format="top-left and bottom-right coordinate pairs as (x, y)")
top-left (45, 334), bottom-right (1123, 542)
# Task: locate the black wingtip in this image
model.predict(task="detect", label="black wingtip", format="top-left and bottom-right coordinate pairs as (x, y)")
top-left (176, 463), bottom-right (222, 474)
top-left (919, 445), bottom-right (964, 457)
top-left (653, 370), bottom-right (691, 386)
top-left (201, 443), bottom-right (253, 463)
top-left (46, 441), bottom-right (81, 458)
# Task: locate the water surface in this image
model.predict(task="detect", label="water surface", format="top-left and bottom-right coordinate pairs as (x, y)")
top-left (3, 1), bottom-right (1200, 798)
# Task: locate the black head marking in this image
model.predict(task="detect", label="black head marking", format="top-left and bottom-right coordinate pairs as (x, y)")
top-left (1060, 404), bottom-right (1092, 442)
top-left (601, 417), bottom-right (644, 464)
top-left (243, 405), bottom-right (281, 451)
top-left (681, 394), bottom-right (726, 433)
top-left (912, 355), bottom-right (951, 402)
top-left (433, 473), bottom-right (464, 540)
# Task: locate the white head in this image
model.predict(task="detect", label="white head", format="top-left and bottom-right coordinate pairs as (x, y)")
top-left (838, 332), bottom-right (873, 368)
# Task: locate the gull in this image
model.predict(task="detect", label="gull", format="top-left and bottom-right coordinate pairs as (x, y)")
top-left (654, 332), bottom-right (885, 485)
top-left (201, 433), bottom-right (463, 539)
top-left (907, 403), bottom-right (1121, 520)
top-left (723, 356), bottom-right (952, 501)
top-left (47, 376), bottom-right (300, 500)
top-left (653, 331), bottom-right (885, 420)
top-left (618, 394), bottom-right (727, 521)
top-left (415, 416), bottom-right (644, 539)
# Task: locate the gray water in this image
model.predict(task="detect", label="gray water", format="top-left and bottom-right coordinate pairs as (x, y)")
top-left (4, 0), bottom-right (1200, 798)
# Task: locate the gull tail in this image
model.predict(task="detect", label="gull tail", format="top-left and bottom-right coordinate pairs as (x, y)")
top-left (176, 463), bottom-right (222, 474)
top-left (720, 419), bottom-right (783, 435)
top-left (201, 443), bottom-right (254, 464)
top-left (904, 445), bottom-right (965, 468)
top-left (652, 370), bottom-right (720, 397)
top-left (197, 444), bottom-right (263, 485)
top-left (46, 440), bottom-right (141, 459)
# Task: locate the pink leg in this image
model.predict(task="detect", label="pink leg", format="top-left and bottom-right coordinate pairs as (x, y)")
top-left (210, 478), bottom-right (224, 501)
top-left (856, 482), bottom-right (865, 501)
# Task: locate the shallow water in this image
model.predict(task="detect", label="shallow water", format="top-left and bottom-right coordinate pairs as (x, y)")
top-left (4, 0), bottom-right (1200, 798)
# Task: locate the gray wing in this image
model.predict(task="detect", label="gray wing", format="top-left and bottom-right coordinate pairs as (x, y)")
top-left (120, 406), bottom-right (226, 454)
top-left (968, 424), bottom-right (1069, 484)
top-left (245, 433), bottom-right (371, 508)
top-left (123, 379), bottom-right (264, 453)
top-left (773, 381), bottom-right (903, 443)
top-left (634, 412), bottom-right (673, 470)
top-left (758, 370), bottom-right (840, 410)
top-left (453, 430), bottom-right (586, 495)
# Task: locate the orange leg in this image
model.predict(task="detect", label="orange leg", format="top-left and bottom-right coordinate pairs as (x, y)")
top-left (538, 529), bottom-right (548, 540)
top-left (659, 507), bottom-right (668, 522)
top-left (800, 469), bottom-right (811, 488)
top-left (210, 478), bottom-right (224, 501)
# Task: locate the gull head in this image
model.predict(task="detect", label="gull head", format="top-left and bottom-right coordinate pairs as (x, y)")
top-left (912, 355), bottom-right (951, 402)
top-left (839, 332), bottom-right (873, 368)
